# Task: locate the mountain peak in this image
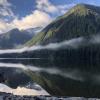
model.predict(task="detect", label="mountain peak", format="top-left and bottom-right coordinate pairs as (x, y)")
top-left (26, 4), bottom-right (100, 46)
top-left (69, 4), bottom-right (90, 16)
top-left (67, 3), bottom-right (100, 16)
top-left (74, 4), bottom-right (87, 8)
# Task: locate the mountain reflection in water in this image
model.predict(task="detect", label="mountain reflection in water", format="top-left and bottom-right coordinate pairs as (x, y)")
top-left (0, 59), bottom-right (100, 97)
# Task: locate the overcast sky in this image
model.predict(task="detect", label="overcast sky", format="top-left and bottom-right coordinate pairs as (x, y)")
top-left (0, 0), bottom-right (100, 33)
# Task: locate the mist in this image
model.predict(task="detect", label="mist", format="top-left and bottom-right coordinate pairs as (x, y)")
top-left (0, 37), bottom-right (84, 54)
top-left (0, 62), bottom-right (85, 81)
top-left (1, 62), bottom-right (100, 84)
top-left (0, 34), bottom-right (99, 54)
top-left (0, 63), bottom-right (27, 70)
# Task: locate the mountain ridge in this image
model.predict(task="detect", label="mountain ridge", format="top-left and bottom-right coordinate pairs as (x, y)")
top-left (26, 4), bottom-right (100, 46)
top-left (0, 28), bottom-right (34, 49)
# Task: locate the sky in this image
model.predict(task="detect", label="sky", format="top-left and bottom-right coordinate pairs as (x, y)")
top-left (0, 0), bottom-right (100, 33)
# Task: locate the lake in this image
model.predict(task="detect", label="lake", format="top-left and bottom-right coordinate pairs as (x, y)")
top-left (0, 58), bottom-right (100, 98)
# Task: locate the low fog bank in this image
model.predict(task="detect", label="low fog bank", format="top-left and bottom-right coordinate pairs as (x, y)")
top-left (0, 63), bottom-right (83, 81)
top-left (0, 62), bottom-right (100, 83)
top-left (0, 34), bottom-right (100, 54)
top-left (0, 37), bottom-right (83, 54)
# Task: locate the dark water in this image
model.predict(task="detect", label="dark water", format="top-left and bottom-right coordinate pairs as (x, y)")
top-left (0, 58), bottom-right (100, 98)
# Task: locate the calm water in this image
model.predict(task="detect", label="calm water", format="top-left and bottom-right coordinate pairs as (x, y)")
top-left (0, 58), bottom-right (100, 97)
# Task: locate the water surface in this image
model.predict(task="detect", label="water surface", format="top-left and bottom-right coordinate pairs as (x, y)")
top-left (0, 58), bottom-right (100, 97)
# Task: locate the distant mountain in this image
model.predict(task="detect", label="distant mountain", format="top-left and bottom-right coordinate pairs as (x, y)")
top-left (26, 4), bottom-right (100, 46)
top-left (0, 28), bottom-right (36, 49)
top-left (23, 27), bottom-right (42, 35)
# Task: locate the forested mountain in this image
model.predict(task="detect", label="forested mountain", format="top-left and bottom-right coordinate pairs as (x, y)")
top-left (26, 4), bottom-right (100, 46)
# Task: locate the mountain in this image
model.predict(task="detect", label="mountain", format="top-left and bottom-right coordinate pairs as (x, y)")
top-left (23, 27), bottom-right (42, 35)
top-left (0, 28), bottom-right (35, 49)
top-left (26, 4), bottom-right (100, 46)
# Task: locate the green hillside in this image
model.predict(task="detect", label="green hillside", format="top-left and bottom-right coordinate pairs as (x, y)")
top-left (26, 4), bottom-right (100, 46)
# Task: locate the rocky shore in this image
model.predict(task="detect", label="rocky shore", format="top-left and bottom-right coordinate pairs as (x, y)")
top-left (0, 92), bottom-right (99, 100)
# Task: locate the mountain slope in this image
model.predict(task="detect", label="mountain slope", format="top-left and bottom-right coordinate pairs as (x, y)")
top-left (0, 29), bottom-right (35, 49)
top-left (26, 4), bottom-right (100, 46)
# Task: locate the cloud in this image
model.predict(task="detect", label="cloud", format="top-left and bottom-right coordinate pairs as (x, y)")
top-left (1, 34), bottom-right (100, 54)
top-left (28, 66), bottom-right (84, 81)
top-left (0, 0), bottom-right (11, 6)
top-left (36, 0), bottom-right (58, 13)
top-left (0, 0), bottom-right (52, 33)
top-left (11, 0), bottom-right (75, 31)
top-left (0, 0), bottom-right (75, 33)
top-left (0, 0), bottom-right (14, 17)
top-left (0, 20), bottom-right (14, 33)
top-left (0, 63), bottom-right (27, 70)
top-left (12, 10), bottom-right (52, 30)
top-left (36, 0), bottom-right (75, 16)
top-left (0, 37), bottom-right (84, 54)
top-left (0, 0), bottom-right (15, 33)
top-left (0, 83), bottom-right (49, 96)
top-left (0, 9), bottom-right (52, 33)
top-left (0, 62), bottom-right (84, 81)
top-left (57, 4), bottom-right (76, 14)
